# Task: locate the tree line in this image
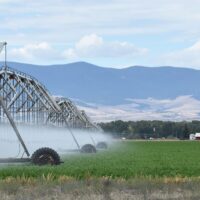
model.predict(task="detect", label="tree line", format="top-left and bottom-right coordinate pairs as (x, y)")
top-left (98, 120), bottom-right (200, 139)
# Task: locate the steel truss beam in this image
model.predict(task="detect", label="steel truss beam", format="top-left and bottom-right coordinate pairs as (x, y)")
top-left (0, 66), bottom-right (99, 130)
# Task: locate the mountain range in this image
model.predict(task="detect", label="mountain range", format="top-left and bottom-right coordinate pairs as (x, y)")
top-left (1, 61), bottom-right (200, 122)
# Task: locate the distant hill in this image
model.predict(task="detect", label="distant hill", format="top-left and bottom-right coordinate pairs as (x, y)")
top-left (1, 61), bottom-right (200, 105)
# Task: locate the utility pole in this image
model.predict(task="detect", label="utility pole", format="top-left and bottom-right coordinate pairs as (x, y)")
top-left (4, 42), bottom-right (7, 69)
top-left (0, 42), bottom-right (7, 69)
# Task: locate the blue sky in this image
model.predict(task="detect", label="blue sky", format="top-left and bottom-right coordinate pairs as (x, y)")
top-left (0, 0), bottom-right (200, 68)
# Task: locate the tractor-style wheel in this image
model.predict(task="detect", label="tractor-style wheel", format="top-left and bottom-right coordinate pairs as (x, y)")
top-left (81, 144), bottom-right (97, 153)
top-left (96, 142), bottom-right (108, 149)
top-left (31, 147), bottom-right (61, 165)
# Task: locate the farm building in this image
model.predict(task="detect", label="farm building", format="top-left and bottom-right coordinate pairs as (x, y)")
top-left (189, 133), bottom-right (200, 140)
top-left (195, 133), bottom-right (200, 140)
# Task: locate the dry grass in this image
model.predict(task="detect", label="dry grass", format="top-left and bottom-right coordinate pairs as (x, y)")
top-left (0, 176), bottom-right (200, 200)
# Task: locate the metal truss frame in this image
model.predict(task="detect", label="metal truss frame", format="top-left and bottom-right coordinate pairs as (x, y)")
top-left (0, 66), bottom-right (99, 130)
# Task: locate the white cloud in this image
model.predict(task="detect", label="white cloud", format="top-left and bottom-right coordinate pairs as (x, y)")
top-left (163, 40), bottom-right (200, 68)
top-left (9, 42), bottom-right (59, 62)
top-left (1, 0), bottom-right (200, 67)
top-left (1, 0), bottom-right (200, 44)
top-left (63, 34), bottom-right (148, 59)
top-left (6, 35), bottom-right (147, 63)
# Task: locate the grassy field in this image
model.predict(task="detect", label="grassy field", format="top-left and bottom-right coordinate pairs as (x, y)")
top-left (1, 141), bottom-right (200, 199)
top-left (1, 140), bottom-right (200, 180)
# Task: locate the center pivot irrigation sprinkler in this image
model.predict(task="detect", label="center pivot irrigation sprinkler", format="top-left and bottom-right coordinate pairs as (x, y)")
top-left (0, 42), bottom-right (105, 159)
top-left (62, 116), bottom-right (97, 154)
top-left (80, 110), bottom-right (108, 150)
top-left (0, 42), bottom-right (61, 165)
top-left (55, 97), bottom-right (99, 153)
top-left (0, 96), bottom-right (62, 165)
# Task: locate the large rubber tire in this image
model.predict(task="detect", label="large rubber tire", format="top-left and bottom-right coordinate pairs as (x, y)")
top-left (81, 144), bottom-right (97, 153)
top-left (96, 142), bottom-right (108, 149)
top-left (31, 147), bottom-right (61, 165)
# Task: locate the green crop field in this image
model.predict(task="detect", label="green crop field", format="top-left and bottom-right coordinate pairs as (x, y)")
top-left (1, 141), bottom-right (200, 180)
